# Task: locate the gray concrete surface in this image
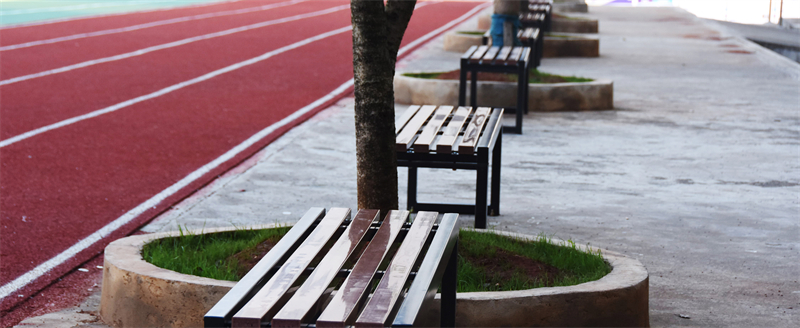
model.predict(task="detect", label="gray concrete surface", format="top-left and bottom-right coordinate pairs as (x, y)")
top-left (16, 5), bottom-right (799, 328)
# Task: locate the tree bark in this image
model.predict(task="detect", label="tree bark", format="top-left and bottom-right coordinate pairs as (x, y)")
top-left (351, 0), bottom-right (416, 215)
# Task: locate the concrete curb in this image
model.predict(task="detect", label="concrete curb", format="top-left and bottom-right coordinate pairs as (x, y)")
top-left (394, 73), bottom-right (613, 111)
top-left (100, 227), bottom-right (646, 327)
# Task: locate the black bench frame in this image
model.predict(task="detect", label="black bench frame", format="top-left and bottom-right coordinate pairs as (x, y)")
top-left (459, 46), bottom-right (530, 135)
top-left (204, 208), bottom-right (459, 328)
top-left (397, 109), bottom-right (503, 229)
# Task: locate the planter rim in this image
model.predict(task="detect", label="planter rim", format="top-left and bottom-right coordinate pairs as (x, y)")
top-left (105, 224), bottom-right (645, 298)
top-left (397, 72), bottom-right (612, 88)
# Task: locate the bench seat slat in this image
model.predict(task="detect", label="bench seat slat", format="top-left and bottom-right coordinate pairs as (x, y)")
top-left (231, 208), bottom-right (351, 328)
top-left (434, 106), bottom-right (472, 153)
top-left (270, 210), bottom-right (380, 328)
top-left (494, 46), bottom-right (513, 65)
top-left (316, 211), bottom-right (410, 327)
top-left (477, 108), bottom-right (504, 149)
top-left (508, 47), bottom-right (524, 65)
top-left (482, 46), bottom-right (500, 63)
top-left (392, 213), bottom-right (459, 327)
top-left (354, 212), bottom-right (438, 328)
top-left (458, 107), bottom-right (491, 155)
top-left (469, 45), bottom-right (489, 63)
top-left (204, 208), bottom-right (326, 328)
top-left (396, 105), bottom-right (436, 151)
top-left (461, 45), bottom-right (478, 60)
top-left (395, 105), bottom-right (421, 134)
top-left (413, 106), bottom-right (453, 152)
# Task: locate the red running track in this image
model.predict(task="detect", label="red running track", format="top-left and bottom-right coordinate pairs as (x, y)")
top-left (0, 0), bottom-right (487, 314)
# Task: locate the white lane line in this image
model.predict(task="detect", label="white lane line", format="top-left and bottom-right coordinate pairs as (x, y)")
top-left (0, 1), bottom-right (487, 301)
top-left (0, 24), bottom-right (352, 149)
top-left (0, 25), bottom-right (353, 302)
top-left (0, 4), bottom-right (350, 86)
top-left (0, 2), bottom-right (141, 16)
top-left (0, 0), bottom-right (239, 30)
top-left (0, 77), bottom-right (355, 302)
top-left (1, 0), bottom-right (305, 51)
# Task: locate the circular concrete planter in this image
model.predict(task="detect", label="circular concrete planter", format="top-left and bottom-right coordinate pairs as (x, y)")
top-left (544, 33), bottom-right (599, 57)
top-left (552, 15), bottom-right (599, 33)
top-left (101, 227), bottom-right (647, 327)
top-left (394, 73), bottom-right (613, 112)
top-left (553, 0), bottom-right (589, 13)
top-left (444, 31), bottom-right (485, 53)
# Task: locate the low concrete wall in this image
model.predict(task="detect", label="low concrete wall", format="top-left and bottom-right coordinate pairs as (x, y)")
top-left (100, 226), bottom-right (248, 328)
top-left (552, 16), bottom-right (598, 33)
top-left (553, 0), bottom-right (589, 13)
top-left (394, 74), bottom-right (613, 112)
top-left (101, 228), bottom-right (646, 327)
top-left (544, 33), bottom-right (599, 57)
top-left (443, 31), bottom-right (484, 53)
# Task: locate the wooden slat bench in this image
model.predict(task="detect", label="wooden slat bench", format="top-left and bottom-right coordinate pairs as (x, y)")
top-left (483, 28), bottom-right (543, 69)
top-left (204, 208), bottom-right (459, 328)
top-left (522, 1), bottom-right (552, 32)
top-left (518, 27), bottom-right (544, 68)
top-left (395, 105), bottom-right (503, 229)
top-left (459, 45), bottom-right (530, 134)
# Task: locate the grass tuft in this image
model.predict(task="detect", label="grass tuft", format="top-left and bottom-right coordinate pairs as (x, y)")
top-left (141, 225), bottom-right (290, 281)
top-left (457, 230), bottom-right (610, 292)
top-left (457, 31), bottom-right (488, 36)
top-left (142, 227), bottom-right (609, 292)
top-left (530, 69), bottom-right (593, 83)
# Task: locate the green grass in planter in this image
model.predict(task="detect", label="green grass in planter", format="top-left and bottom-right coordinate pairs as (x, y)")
top-left (530, 69), bottom-right (594, 83)
top-left (142, 227), bottom-right (609, 292)
top-left (457, 230), bottom-right (610, 292)
top-left (402, 71), bottom-right (446, 79)
top-left (141, 226), bottom-right (290, 281)
top-left (456, 31), bottom-right (488, 35)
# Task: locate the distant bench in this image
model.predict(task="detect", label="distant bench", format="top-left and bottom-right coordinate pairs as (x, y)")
top-left (522, 1), bottom-right (552, 32)
top-left (204, 208), bottom-right (459, 327)
top-left (482, 27), bottom-right (543, 69)
top-left (395, 105), bottom-right (503, 229)
top-left (459, 45), bottom-right (529, 134)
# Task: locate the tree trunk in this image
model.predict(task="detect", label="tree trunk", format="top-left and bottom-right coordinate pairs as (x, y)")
top-left (351, 0), bottom-right (416, 215)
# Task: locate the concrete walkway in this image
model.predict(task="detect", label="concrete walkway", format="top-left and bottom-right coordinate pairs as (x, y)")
top-left (16, 5), bottom-right (800, 328)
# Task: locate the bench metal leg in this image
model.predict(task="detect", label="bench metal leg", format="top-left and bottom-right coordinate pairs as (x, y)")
top-left (441, 239), bottom-right (458, 328)
top-left (489, 132), bottom-right (502, 217)
top-left (407, 166), bottom-right (418, 212)
top-left (475, 163), bottom-right (488, 229)
top-left (458, 63), bottom-right (467, 107)
top-left (470, 68), bottom-right (478, 107)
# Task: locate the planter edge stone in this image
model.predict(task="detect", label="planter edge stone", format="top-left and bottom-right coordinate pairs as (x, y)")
top-left (100, 226), bottom-right (647, 327)
top-left (394, 73), bottom-right (613, 112)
